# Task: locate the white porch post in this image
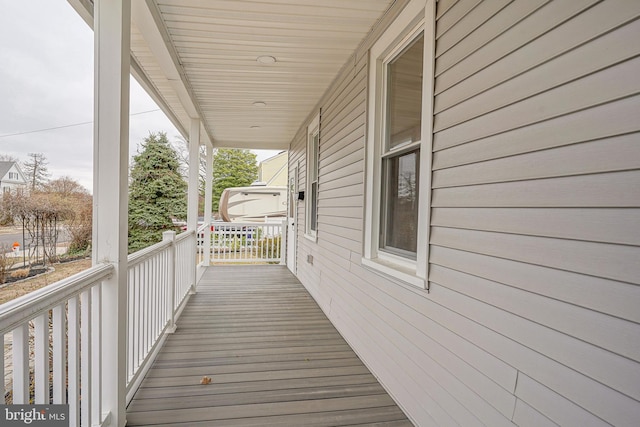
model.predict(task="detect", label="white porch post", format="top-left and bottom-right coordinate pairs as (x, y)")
top-left (188, 119), bottom-right (200, 289)
top-left (203, 144), bottom-right (214, 266)
top-left (163, 231), bottom-right (177, 332)
top-left (187, 119), bottom-right (200, 231)
top-left (93, 1), bottom-right (130, 426)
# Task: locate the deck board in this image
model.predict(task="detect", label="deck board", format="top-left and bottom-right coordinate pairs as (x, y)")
top-left (126, 265), bottom-right (411, 426)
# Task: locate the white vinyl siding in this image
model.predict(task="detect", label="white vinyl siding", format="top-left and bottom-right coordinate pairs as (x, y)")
top-left (288, 0), bottom-right (640, 426)
top-left (429, 0), bottom-right (640, 425)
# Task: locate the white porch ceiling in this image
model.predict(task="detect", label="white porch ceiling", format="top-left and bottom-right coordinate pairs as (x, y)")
top-left (129, 0), bottom-right (396, 149)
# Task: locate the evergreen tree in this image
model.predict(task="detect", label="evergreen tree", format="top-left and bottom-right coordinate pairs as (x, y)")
top-left (128, 132), bottom-right (187, 253)
top-left (211, 149), bottom-right (258, 211)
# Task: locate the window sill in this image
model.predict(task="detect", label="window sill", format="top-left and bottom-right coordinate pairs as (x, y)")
top-left (361, 256), bottom-right (426, 289)
top-left (304, 233), bottom-right (317, 243)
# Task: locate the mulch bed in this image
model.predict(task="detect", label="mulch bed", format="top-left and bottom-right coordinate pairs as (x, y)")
top-left (0, 256), bottom-right (88, 286)
top-left (1, 266), bottom-right (50, 287)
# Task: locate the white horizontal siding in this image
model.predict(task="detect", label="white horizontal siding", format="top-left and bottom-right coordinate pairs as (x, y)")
top-left (431, 207), bottom-right (640, 246)
top-left (433, 94), bottom-right (640, 169)
top-left (429, 245), bottom-right (640, 324)
top-left (435, 0), bottom-right (639, 110)
top-left (432, 134), bottom-right (640, 187)
top-left (435, 18), bottom-right (640, 129)
top-left (434, 0), bottom-right (600, 91)
top-left (435, 0), bottom-right (549, 74)
top-left (430, 226), bottom-right (639, 284)
top-left (514, 373), bottom-right (609, 426)
top-left (434, 55), bottom-right (640, 149)
top-left (432, 170), bottom-right (640, 208)
top-left (435, 0), bottom-right (511, 57)
top-left (429, 267), bottom-right (640, 396)
top-left (287, 1), bottom-right (640, 426)
top-left (430, 1), bottom-right (640, 426)
top-left (511, 399), bottom-right (559, 427)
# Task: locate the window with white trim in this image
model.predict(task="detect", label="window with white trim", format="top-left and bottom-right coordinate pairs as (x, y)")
top-left (364, 0), bottom-right (434, 289)
top-left (305, 114), bottom-right (320, 239)
top-left (381, 34), bottom-right (423, 259)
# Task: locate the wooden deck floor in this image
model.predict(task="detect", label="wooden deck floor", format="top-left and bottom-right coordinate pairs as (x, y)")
top-left (126, 265), bottom-right (411, 426)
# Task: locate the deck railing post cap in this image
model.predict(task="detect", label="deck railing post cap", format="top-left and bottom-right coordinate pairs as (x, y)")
top-left (163, 230), bottom-right (176, 241)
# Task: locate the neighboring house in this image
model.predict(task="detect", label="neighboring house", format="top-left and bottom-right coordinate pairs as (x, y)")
top-left (257, 151), bottom-right (288, 187)
top-left (52, 1), bottom-right (639, 425)
top-left (0, 161), bottom-right (27, 195)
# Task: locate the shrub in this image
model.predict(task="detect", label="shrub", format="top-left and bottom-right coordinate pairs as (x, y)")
top-left (0, 244), bottom-right (19, 284)
top-left (10, 268), bottom-right (30, 280)
top-left (257, 235), bottom-right (281, 260)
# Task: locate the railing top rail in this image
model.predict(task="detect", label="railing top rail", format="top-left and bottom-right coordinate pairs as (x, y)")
top-left (128, 238), bottom-right (171, 266)
top-left (128, 230), bottom-right (196, 268)
top-left (0, 263), bottom-right (114, 334)
top-left (175, 229), bottom-right (196, 244)
top-left (211, 221), bottom-right (285, 228)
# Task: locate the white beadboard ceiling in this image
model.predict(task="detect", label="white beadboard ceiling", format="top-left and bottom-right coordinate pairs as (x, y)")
top-left (125, 0), bottom-right (396, 149)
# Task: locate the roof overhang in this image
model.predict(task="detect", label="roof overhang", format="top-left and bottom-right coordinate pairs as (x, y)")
top-left (68, 0), bottom-right (399, 150)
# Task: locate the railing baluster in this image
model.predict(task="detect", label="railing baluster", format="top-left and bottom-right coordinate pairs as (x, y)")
top-left (1, 333), bottom-right (4, 403)
top-left (12, 324), bottom-right (29, 404)
top-left (68, 296), bottom-right (79, 427)
top-left (52, 304), bottom-right (66, 404)
top-left (149, 257), bottom-right (154, 350)
top-left (34, 313), bottom-right (49, 403)
top-left (127, 269), bottom-right (133, 381)
top-left (81, 289), bottom-right (92, 426)
top-left (151, 257), bottom-right (156, 343)
top-left (91, 285), bottom-right (102, 424)
top-left (142, 260), bottom-right (148, 360)
top-left (135, 265), bottom-right (141, 371)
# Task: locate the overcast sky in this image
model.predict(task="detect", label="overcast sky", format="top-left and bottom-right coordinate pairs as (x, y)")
top-left (0, 0), bottom-right (277, 192)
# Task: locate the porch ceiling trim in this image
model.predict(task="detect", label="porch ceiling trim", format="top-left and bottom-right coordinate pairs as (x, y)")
top-left (70, 0), bottom-right (398, 150)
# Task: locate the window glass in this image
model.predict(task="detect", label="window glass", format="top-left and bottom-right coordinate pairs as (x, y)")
top-left (306, 119), bottom-right (320, 237)
top-left (386, 35), bottom-right (423, 150)
top-left (381, 148), bottom-right (419, 257)
top-left (310, 181), bottom-right (318, 231)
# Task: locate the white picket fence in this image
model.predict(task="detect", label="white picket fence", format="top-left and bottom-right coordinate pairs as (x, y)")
top-left (198, 221), bottom-right (286, 264)
top-left (0, 229), bottom-right (197, 426)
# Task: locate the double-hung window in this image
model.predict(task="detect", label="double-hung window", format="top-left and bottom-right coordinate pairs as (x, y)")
top-left (381, 35), bottom-right (423, 259)
top-left (306, 114), bottom-right (320, 239)
top-left (364, 0), bottom-right (434, 289)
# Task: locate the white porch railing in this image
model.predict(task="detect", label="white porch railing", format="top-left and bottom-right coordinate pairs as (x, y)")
top-left (0, 229), bottom-right (197, 426)
top-left (198, 221), bottom-right (286, 264)
top-left (125, 230), bottom-right (195, 402)
top-left (0, 264), bottom-right (113, 426)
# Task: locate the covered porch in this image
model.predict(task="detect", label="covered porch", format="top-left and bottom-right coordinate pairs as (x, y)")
top-left (1, 239), bottom-right (410, 426)
top-left (127, 266), bottom-right (409, 426)
top-left (0, 1), bottom-right (414, 426)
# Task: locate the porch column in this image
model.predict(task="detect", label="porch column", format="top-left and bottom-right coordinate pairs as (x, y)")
top-left (187, 118), bottom-right (200, 231)
top-left (203, 144), bottom-right (214, 266)
top-left (187, 119), bottom-right (200, 289)
top-left (93, 1), bottom-right (130, 426)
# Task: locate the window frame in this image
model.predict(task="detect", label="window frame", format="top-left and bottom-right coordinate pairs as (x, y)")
top-left (305, 113), bottom-right (320, 240)
top-left (363, 0), bottom-right (435, 289)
